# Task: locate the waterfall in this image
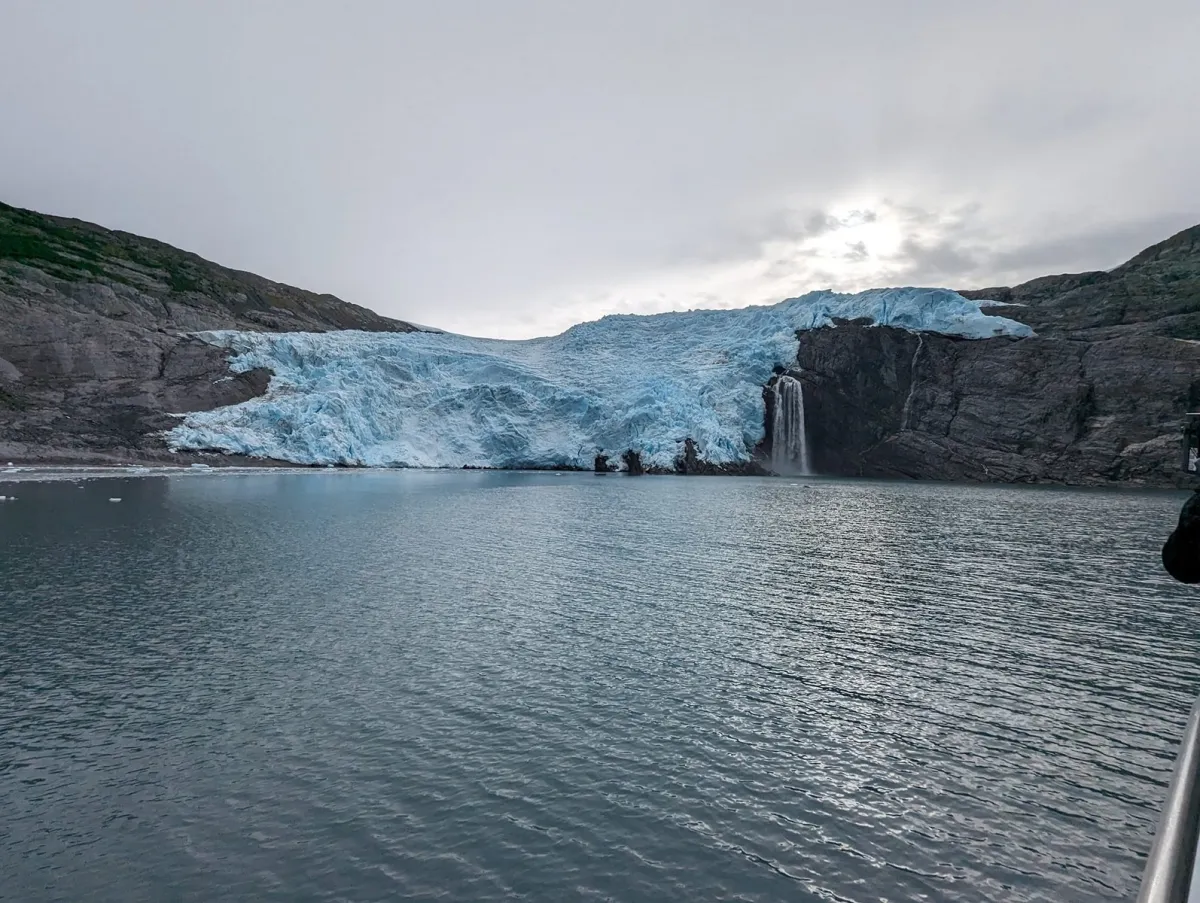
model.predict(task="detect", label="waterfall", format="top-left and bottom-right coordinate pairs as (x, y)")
top-left (771, 375), bottom-right (811, 475)
top-left (900, 333), bottom-right (924, 431)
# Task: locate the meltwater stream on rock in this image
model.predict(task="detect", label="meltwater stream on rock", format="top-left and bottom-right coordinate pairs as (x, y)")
top-left (1, 471), bottom-right (1197, 903)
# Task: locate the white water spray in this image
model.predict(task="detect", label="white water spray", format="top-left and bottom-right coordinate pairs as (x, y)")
top-left (771, 375), bottom-right (811, 475)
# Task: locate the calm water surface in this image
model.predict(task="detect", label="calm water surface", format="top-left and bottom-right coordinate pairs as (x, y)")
top-left (1, 471), bottom-right (1197, 902)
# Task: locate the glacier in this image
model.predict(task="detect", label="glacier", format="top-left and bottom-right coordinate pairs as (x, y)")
top-left (168, 288), bottom-right (1032, 469)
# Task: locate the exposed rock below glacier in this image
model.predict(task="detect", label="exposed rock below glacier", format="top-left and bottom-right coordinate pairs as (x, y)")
top-left (797, 325), bottom-right (1200, 486)
top-left (0, 201), bottom-right (415, 463)
top-left (678, 438), bottom-right (700, 474)
top-left (622, 450), bottom-right (645, 475)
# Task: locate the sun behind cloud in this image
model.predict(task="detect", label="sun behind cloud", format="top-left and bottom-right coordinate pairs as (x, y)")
top-left (450, 198), bottom-right (979, 339)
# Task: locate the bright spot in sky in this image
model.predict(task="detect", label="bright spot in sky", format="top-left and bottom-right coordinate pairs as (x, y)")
top-left (807, 203), bottom-right (906, 264)
top-left (453, 197), bottom-right (959, 340)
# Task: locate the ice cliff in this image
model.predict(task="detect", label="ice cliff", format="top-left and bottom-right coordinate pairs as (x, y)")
top-left (167, 288), bottom-right (1032, 469)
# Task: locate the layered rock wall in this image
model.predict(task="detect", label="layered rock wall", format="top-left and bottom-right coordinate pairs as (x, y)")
top-left (795, 326), bottom-right (1200, 486)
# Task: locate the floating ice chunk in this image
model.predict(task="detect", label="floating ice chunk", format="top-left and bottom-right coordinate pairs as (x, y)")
top-left (108, 497), bottom-right (122, 502)
top-left (169, 287), bottom-right (1033, 470)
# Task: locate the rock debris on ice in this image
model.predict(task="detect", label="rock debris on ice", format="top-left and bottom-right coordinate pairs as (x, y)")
top-left (169, 288), bottom-right (1032, 469)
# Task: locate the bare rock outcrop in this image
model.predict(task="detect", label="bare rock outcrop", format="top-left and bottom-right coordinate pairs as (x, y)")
top-left (790, 225), bottom-right (1200, 487)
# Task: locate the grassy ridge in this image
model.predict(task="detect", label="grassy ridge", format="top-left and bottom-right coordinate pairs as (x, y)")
top-left (0, 200), bottom-right (414, 333)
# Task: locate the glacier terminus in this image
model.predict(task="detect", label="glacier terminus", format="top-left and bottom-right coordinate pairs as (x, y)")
top-left (168, 288), bottom-right (1033, 470)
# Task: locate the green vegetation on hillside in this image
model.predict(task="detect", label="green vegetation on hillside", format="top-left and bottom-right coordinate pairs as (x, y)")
top-left (0, 201), bottom-right (216, 293)
top-left (0, 200), bottom-right (413, 333)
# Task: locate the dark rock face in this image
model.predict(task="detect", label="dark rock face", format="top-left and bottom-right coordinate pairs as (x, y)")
top-left (765, 329), bottom-right (1193, 489)
top-left (676, 438), bottom-right (701, 474)
top-left (0, 201), bottom-right (415, 463)
top-left (621, 449), bottom-right (645, 475)
top-left (671, 437), bottom-right (765, 475)
top-left (594, 453), bottom-right (611, 473)
top-left (794, 225), bottom-right (1200, 487)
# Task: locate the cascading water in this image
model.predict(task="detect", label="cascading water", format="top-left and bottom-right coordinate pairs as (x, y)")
top-left (770, 374), bottom-right (811, 475)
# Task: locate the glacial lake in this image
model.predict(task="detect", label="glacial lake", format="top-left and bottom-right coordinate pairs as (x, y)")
top-left (1, 470), bottom-right (1197, 902)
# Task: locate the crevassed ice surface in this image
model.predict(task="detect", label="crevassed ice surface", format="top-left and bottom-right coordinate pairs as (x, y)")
top-left (168, 288), bottom-right (1032, 468)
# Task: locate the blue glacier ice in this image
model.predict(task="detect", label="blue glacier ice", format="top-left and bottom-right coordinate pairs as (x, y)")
top-left (168, 288), bottom-right (1032, 469)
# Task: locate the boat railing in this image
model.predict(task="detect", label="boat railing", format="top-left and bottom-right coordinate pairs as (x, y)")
top-left (1138, 697), bottom-right (1200, 903)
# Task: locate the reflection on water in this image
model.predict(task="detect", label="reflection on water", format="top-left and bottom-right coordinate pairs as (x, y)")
top-left (1, 471), bottom-right (1196, 902)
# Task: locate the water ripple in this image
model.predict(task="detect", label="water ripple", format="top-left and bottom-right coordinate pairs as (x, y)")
top-left (1, 472), bottom-right (1197, 902)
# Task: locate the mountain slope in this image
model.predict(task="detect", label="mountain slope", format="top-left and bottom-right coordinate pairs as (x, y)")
top-left (0, 201), bottom-right (415, 333)
top-left (959, 224), bottom-right (1200, 340)
top-left (0, 202), bottom-right (415, 463)
top-left (797, 225), bottom-right (1200, 486)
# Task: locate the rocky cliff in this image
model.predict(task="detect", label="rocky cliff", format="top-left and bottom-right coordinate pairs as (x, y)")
top-left (0, 202), bottom-right (415, 463)
top-left (795, 225), bottom-right (1200, 486)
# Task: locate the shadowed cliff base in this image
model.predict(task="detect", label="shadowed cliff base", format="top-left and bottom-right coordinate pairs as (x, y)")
top-left (794, 325), bottom-right (1200, 487)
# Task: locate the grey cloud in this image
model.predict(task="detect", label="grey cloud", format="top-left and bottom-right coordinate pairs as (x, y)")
top-left (675, 205), bottom-right (885, 271)
top-left (802, 212), bottom-right (842, 239)
top-left (844, 241), bottom-right (869, 262)
top-left (763, 246), bottom-right (828, 281)
top-left (985, 215), bottom-right (1200, 279)
top-left (664, 205), bottom-right (864, 267)
top-left (888, 213), bottom-right (1200, 291)
top-left (896, 239), bottom-right (981, 283)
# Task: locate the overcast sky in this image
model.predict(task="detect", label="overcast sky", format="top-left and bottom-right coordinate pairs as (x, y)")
top-left (2, 1), bottom-right (1197, 338)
